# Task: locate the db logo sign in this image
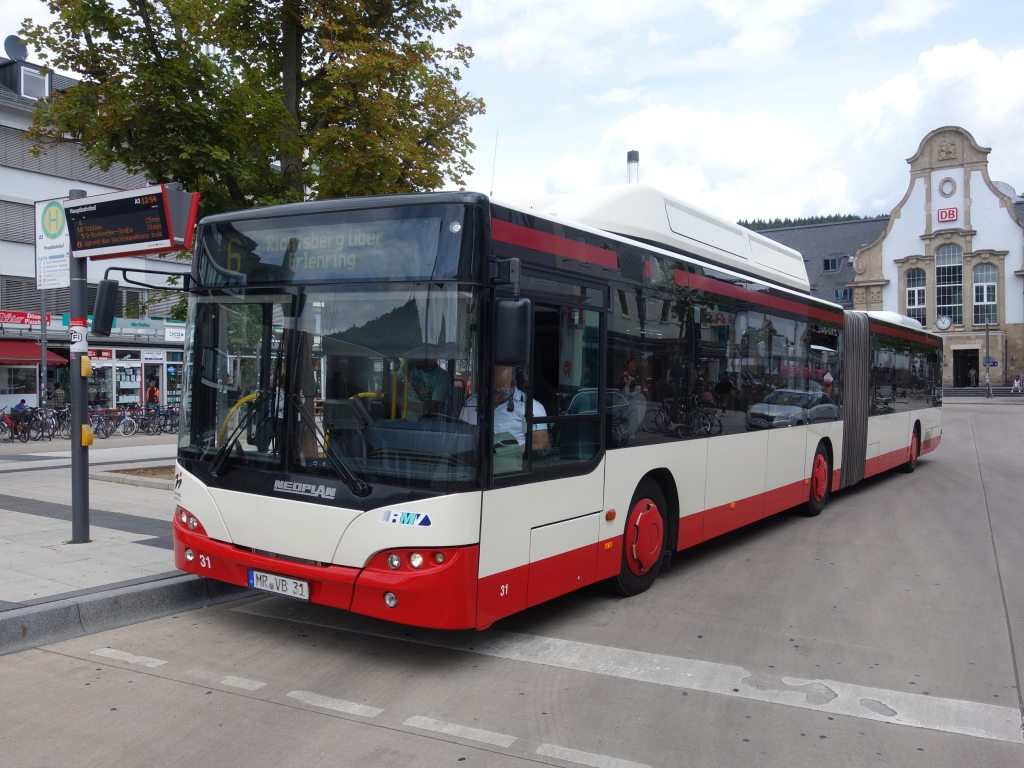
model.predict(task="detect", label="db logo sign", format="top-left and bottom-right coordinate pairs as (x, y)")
top-left (938, 207), bottom-right (958, 223)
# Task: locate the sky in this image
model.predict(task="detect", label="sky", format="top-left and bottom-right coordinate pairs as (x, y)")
top-left (4, 1), bottom-right (1024, 222)
top-left (439, 0), bottom-right (1024, 221)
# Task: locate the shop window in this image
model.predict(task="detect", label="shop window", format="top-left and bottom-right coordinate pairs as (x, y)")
top-left (973, 263), bottom-right (998, 325)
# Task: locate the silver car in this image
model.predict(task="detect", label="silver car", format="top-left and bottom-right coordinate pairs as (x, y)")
top-left (746, 389), bottom-right (839, 430)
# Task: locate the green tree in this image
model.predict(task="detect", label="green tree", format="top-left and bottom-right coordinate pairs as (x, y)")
top-left (21, 0), bottom-right (483, 319)
top-left (22, 0), bottom-right (484, 211)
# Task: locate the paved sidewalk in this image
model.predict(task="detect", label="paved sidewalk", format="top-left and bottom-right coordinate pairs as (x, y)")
top-left (0, 439), bottom-right (179, 610)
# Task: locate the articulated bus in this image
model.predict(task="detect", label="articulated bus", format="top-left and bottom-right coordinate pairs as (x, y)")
top-left (173, 184), bottom-right (942, 629)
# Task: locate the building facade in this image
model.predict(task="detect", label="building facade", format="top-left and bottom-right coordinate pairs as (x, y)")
top-left (848, 126), bottom-right (1024, 387)
top-left (1, 49), bottom-right (186, 408)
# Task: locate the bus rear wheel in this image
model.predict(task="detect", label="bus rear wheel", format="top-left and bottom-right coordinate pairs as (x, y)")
top-left (901, 429), bottom-right (920, 473)
top-left (609, 479), bottom-right (668, 596)
top-left (803, 442), bottom-right (831, 517)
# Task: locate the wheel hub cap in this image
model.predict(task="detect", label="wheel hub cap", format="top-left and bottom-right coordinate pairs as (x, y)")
top-left (812, 454), bottom-right (828, 503)
top-left (625, 498), bottom-right (663, 576)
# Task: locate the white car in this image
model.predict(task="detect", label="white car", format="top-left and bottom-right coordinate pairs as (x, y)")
top-left (746, 389), bottom-right (839, 430)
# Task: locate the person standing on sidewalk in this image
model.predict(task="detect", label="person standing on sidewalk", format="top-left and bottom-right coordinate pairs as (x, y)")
top-left (145, 381), bottom-right (161, 414)
top-left (51, 387), bottom-right (67, 409)
top-left (968, 366), bottom-right (978, 387)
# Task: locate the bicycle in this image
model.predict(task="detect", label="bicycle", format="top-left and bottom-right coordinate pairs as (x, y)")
top-left (1, 407), bottom-right (31, 443)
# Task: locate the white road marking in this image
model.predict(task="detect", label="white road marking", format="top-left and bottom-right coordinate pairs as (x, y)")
top-left (404, 715), bottom-right (517, 747)
top-left (234, 600), bottom-right (1024, 744)
top-left (91, 648), bottom-right (167, 668)
top-left (221, 676), bottom-right (266, 691)
top-left (536, 744), bottom-right (651, 768)
top-left (286, 690), bottom-right (383, 718)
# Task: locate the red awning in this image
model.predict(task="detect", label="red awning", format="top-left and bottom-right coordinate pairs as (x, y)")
top-left (0, 341), bottom-right (66, 365)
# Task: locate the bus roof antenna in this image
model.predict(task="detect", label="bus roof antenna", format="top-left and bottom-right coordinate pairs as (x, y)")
top-left (490, 130), bottom-right (499, 197)
top-left (627, 150), bottom-right (639, 184)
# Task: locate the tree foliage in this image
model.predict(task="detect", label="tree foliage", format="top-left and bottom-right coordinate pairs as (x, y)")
top-left (21, 0), bottom-right (485, 217)
top-left (738, 213), bottom-right (887, 232)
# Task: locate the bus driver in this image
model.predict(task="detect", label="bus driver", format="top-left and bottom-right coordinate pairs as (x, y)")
top-left (460, 365), bottom-right (549, 453)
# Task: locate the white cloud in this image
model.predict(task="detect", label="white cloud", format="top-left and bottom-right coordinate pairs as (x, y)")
top-left (648, 30), bottom-right (675, 45)
top-left (544, 41), bottom-right (1024, 220)
top-left (451, 0), bottom-right (827, 76)
top-left (855, 0), bottom-right (951, 39)
top-left (545, 105), bottom-right (852, 221)
top-left (840, 40), bottom-right (1024, 202)
top-left (693, 0), bottom-right (830, 64)
top-left (587, 88), bottom-right (638, 105)
top-left (454, 0), bottom-right (678, 77)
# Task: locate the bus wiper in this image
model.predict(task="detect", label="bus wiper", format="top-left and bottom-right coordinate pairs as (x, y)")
top-left (289, 394), bottom-right (372, 498)
top-left (209, 392), bottom-right (265, 478)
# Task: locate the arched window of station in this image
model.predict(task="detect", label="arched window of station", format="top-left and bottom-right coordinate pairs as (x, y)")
top-left (905, 268), bottom-right (926, 324)
top-left (935, 244), bottom-right (963, 326)
top-left (973, 262), bottom-right (998, 325)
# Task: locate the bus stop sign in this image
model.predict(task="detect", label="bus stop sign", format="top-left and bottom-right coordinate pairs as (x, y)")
top-left (64, 184), bottom-right (200, 260)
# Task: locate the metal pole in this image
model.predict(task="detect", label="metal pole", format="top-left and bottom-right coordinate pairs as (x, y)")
top-left (68, 189), bottom-right (90, 543)
top-left (985, 322), bottom-right (992, 399)
top-left (39, 288), bottom-right (47, 408)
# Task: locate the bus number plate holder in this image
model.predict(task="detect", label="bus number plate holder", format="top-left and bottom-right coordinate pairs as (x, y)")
top-left (248, 569), bottom-right (309, 600)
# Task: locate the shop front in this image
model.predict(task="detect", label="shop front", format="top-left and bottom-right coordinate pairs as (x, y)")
top-left (0, 340), bottom-right (65, 409)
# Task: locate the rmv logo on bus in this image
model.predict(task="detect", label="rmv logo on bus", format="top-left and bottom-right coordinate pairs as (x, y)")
top-left (379, 510), bottom-right (432, 527)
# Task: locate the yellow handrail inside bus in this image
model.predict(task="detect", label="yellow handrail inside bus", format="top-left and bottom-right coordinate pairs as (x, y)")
top-left (391, 369), bottom-right (398, 419)
top-left (402, 360), bottom-right (409, 419)
top-left (218, 392), bottom-right (259, 447)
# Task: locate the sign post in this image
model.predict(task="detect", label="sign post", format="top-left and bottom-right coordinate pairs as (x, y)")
top-left (34, 198), bottom-right (71, 408)
top-left (61, 183), bottom-right (199, 544)
top-left (66, 190), bottom-right (90, 543)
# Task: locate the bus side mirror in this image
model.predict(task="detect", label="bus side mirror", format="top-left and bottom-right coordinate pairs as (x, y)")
top-left (494, 298), bottom-right (532, 367)
top-left (92, 279), bottom-right (118, 336)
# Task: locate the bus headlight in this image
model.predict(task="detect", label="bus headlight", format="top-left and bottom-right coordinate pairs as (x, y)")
top-left (383, 592), bottom-right (398, 608)
top-left (185, 548), bottom-right (194, 562)
top-left (386, 553), bottom-right (402, 570)
top-left (408, 552), bottom-right (424, 569)
top-left (433, 552), bottom-right (445, 564)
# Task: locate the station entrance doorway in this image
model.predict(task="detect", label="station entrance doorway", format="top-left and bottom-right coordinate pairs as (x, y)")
top-left (953, 349), bottom-right (978, 387)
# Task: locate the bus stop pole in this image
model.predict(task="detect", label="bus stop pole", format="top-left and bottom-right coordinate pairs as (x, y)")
top-left (68, 189), bottom-right (90, 543)
top-left (39, 288), bottom-right (47, 406)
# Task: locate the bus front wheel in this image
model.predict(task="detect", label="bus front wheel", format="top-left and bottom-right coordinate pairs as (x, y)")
top-left (609, 479), bottom-right (668, 596)
top-left (804, 441), bottom-right (831, 517)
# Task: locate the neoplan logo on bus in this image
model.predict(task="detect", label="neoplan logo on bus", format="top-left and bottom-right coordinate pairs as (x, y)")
top-left (379, 510), bottom-right (432, 527)
top-left (273, 480), bottom-right (337, 499)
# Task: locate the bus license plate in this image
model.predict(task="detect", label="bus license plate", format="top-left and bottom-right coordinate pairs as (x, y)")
top-left (248, 569), bottom-right (309, 600)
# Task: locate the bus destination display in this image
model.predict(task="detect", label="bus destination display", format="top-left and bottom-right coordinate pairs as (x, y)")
top-left (65, 186), bottom-right (172, 259)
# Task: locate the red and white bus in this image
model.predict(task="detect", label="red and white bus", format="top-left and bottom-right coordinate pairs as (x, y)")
top-left (173, 184), bottom-right (942, 629)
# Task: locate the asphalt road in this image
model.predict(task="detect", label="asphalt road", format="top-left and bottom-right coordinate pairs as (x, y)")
top-left (3, 403), bottom-right (1023, 767)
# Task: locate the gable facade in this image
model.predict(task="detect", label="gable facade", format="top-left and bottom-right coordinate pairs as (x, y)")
top-left (850, 126), bottom-right (1024, 386)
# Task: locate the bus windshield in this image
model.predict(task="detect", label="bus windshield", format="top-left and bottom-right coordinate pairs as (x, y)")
top-left (178, 282), bottom-right (481, 491)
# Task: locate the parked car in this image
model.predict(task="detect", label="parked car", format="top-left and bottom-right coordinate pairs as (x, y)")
top-left (746, 388), bottom-right (838, 429)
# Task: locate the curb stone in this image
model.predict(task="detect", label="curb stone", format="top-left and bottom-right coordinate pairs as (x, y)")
top-left (0, 575), bottom-right (253, 656)
top-left (89, 471), bottom-right (174, 490)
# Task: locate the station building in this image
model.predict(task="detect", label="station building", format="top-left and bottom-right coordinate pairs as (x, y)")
top-left (763, 126), bottom-right (1024, 387)
top-left (0, 45), bottom-right (186, 409)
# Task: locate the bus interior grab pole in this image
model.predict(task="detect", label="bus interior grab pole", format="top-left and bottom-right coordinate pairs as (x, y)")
top-left (68, 189), bottom-right (90, 543)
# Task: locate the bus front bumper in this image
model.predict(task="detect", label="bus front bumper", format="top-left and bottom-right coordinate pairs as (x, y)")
top-left (173, 510), bottom-right (479, 630)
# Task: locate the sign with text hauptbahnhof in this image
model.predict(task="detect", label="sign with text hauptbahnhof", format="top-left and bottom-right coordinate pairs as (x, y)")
top-left (64, 184), bottom-right (199, 260)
